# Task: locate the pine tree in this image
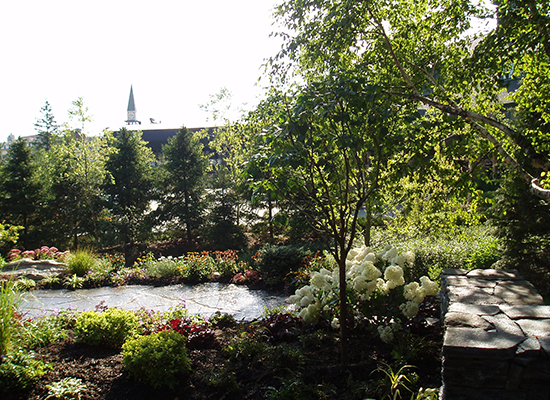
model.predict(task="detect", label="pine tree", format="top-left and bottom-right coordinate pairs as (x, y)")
top-left (0, 137), bottom-right (44, 247)
top-left (104, 128), bottom-right (156, 264)
top-left (34, 100), bottom-right (60, 150)
top-left (159, 126), bottom-right (208, 243)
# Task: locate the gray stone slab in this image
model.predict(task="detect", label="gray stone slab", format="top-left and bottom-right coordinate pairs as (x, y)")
top-left (447, 286), bottom-right (505, 305)
top-left (467, 269), bottom-right (522, 280)
top-left (443, 275), bottom-right (470, 287)
top-left (515, 319), bottom-right (550, 337)
top-left (495, 281), bottom-right (544, 305)
top-left (482, 314), bottom-right (525, 336)
top-left (448, 302), bottom-right (501, 316)
top-left (500, 304), bottom-right (550, 319)
top-left (445, 312), bottom-right (492, 329)
top-left (466, 277), bottom-right (498, 288)
top-left (443, 327), bottom-right (525, 359)
top-left (516, 337), bottom-right (542, 357)
top-left (441, 268), bottom-right (468, 276)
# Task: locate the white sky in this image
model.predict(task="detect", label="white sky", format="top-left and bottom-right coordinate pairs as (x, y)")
top-left (0, 0), bottom-right (283, 142)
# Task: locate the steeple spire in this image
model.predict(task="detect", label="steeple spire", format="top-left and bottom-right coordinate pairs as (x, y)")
top-left (127, 85), bottom-right (136, 112)
top-left (126, 85), bottom-right (141, 125)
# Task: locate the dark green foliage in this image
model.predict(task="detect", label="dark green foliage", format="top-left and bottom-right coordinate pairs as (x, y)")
top-left (159, 126), bottom-right (207, 243)
top-left (74, 308), bottom-right (139, 348)
top-left (33, 100), bottom-right (60, 151)
top-left (202, 165), bottom-right (247, 250)
top-left (255, 244), bottom-right (307, 286)
top-left (490, 175), bottom-right (550, 298)
top-left (0, 137), bottom-right (45, 248)
top-left (104, 129), bottom-right (156, 264)
top-left (122, 330), bottom-right (191, 389)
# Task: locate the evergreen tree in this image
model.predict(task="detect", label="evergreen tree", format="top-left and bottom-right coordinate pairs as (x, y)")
top-left (0, 137), bottom-right (44, 248)
top-left (34, 100), bottom-right (60, 150)
top-left (104, 128), bottom-right (156, 264)
top-left (159, 126), bottom-right (207, 243)
top-left (202, 164), bottom-right (246, 250)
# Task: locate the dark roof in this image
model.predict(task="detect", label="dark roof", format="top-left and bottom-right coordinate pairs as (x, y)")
top-left (133, 127), bottom-right (217, 154)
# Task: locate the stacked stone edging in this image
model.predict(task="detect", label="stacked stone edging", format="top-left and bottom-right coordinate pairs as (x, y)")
top-left (440, 268), bottom-right (550, 400)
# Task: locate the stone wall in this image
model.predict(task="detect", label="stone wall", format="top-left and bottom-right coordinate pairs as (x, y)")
top-left (440, 269), bottom-right (550, 400)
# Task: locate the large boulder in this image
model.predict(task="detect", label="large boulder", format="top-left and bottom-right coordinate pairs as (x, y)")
top-left (1, 258), bottom-right (67, 281)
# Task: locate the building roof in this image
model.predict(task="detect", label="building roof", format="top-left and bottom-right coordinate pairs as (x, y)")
top-left (128, 127), bottom-right (217, 154)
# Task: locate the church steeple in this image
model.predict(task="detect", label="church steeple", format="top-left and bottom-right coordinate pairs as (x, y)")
top-left (126, 85), bottom-right (141, 125)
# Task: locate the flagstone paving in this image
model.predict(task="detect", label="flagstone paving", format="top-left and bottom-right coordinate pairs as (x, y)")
top-left (19, 282), bottom-right (290, 321)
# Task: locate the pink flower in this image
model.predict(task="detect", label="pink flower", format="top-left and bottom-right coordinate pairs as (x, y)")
top-left (22, 250), bottom-right (36, 259)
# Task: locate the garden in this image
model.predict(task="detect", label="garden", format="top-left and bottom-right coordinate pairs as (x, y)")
top-left (1, 0), bottom-right (550, 398)
top-left (0, 224), bottom-right (507, 400)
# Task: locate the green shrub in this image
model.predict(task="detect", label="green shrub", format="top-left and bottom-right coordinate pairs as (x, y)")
top-left (181, 252), bottom-right (216, 283)
top-left (66, 249), bottom-right (98, 277)
top-left (145, 257), bottom-right (181, 278)
top-left (85, 257), bottom-right (115, 285)
top-left (371, 225), bottom-right (501, 281)
top-left (74, 308), bottom-right (139, 348)
top-left (223, 334), bottom-right (269, 366)
top-left (0, 349), bottom-right (50, 393)
top-left (122, 330), bottom-right (191, 389)
top-left (256, 245), bottom-right (307, 286)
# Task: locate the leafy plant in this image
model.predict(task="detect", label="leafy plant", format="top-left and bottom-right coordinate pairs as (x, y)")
top-left (15, 313), bottom-right (67, 349)
top-left (40, 275), bottom-right (61, 288)
top-left (370, 363), bottom-right (418, 400)
top-left (0, 279), bottom-right (20, 356)
top-left (0, 349), bottom-right (50, 393)
top-left (63, 274), bottom-right (85, 290)
top-left (84, 257), bottom-right (115, 286)
top-left (45, 377), bottom-right (87, 400)
top-left (74, 308), bottom-right (139, 348)
top-left (122, 330), bottom-right (191, 389)
top-left (13, 276), bottom-right (37, 292)
top-left (223, 334), bottom-right (269, 366)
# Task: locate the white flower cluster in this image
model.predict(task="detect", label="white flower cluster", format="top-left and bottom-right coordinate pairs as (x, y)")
top-left (289, 245), bottom-right (438, 329)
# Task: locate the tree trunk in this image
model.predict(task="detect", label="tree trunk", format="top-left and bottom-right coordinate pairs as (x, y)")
top-left (267, 193), bottom-right (274, 243)
top-left (338, 256), bottom-right (349, 365)
top-left (364, 199), bottom-right (372, 247)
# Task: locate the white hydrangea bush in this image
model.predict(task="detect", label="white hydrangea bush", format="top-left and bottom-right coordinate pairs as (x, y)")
top-left (288, 244), bottom-right (439, 343)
